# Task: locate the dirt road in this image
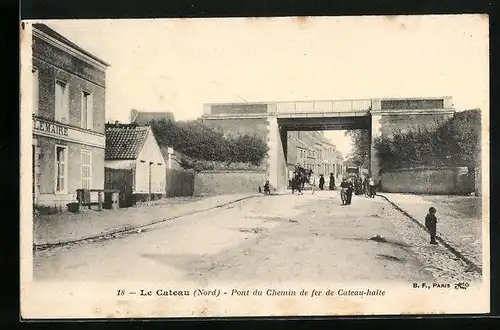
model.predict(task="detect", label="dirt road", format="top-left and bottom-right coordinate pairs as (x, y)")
top-left (34, 191), bottom-right (478, 283)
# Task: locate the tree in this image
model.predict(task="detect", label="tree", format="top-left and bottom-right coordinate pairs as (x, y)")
top-left (372, 109), bottom-right (481, 172)
top-left (149, 118), bottom-right (269, 168)
top-left (344, 129), bottom-right (370, 167)
top-left (437, 109), bottom-right (481, 168)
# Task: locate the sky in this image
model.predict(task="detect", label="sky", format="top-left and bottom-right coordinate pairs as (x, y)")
top-left (30, 15), bottom-right (489, 157)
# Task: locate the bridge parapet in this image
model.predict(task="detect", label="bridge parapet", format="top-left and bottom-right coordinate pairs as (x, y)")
top-left (275, 99), bottom-right (372, 114)
top-left (202, 97), bottom-right (454, 118)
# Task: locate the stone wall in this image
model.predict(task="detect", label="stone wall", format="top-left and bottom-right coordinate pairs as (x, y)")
top-left (210, 103), bottom-right (268, 115)
top-left (380, 167), bottom-right (474, 195)
top-left (194, 170), bottom-right (266, 196)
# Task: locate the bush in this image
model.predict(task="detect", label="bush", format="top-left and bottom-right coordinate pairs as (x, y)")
top-left (150, 118), bottom-right (269, 167)
top-left (373, 109), bottom-right (481, 173)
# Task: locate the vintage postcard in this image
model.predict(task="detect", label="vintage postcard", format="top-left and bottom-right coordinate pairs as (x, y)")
top-left (20, 15), bottom-right (490, 318)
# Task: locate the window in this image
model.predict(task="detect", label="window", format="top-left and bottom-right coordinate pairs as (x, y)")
top-left (32, 68), bottom-right (39, 115)
top-left (55, 80), bottom-right (69, 124)
top-left (55, 145), bottom-right (68, 193)
top-left (81, 90), bottom-right (93, 129)
top-left (81, 150), bottom-right (92, 189)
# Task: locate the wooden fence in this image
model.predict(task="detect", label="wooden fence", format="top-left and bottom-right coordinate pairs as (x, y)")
top-left (104, 167), bottom-right (134, 207)
top-left (165, 169), bottom-right (195, 197)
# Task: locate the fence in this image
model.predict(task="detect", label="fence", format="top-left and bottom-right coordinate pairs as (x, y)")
top-left (165, 169), bottom-right (195, 197)
top-left (104, 167), bottom-right (134, 207)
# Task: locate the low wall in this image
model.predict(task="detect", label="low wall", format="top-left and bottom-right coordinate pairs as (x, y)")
top-left (194, 170), bottom-right (266, 196)
top-left (380, 167), bottom-right (474, 195)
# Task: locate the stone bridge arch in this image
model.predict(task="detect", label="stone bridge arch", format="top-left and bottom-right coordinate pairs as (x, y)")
top-left (201, 97), bottom-right (455, 192)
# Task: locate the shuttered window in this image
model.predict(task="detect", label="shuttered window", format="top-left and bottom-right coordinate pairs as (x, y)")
top-left (55, 145), bottom-right (67, 193)
top-left (81, 150), bottom-right (92, 189)
top-left (55, 80), bottom-right (69, 124)
top-left (81, 90), bottom-right (93, 129)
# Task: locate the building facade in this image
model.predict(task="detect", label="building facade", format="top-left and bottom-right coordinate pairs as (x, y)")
top-left (105, 124), bottom-right (166, 203)
top-left (32, 24), bottom-right (110, 210)
top-left (286, 131), bottom-right (344, 181)
top-left (291, 132), bottom-right (344, 176)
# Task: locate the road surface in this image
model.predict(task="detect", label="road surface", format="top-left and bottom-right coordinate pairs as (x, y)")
top-left (34, 191), bottom-right (446, 283)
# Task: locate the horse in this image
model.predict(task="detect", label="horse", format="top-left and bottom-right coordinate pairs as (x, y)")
top-left (291, 174), bottom-right (303, 195)
top-left (291, 166), bottom-right (308, 194)
top-left (295, 168), bottom-right (313, 190)
top-left (303, 169), bottom-right (313, 189)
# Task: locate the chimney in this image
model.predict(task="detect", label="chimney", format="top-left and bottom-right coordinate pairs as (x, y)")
top-left (130, 109), bottom-right (139, 123)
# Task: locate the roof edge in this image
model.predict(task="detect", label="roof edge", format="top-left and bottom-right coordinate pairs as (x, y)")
top-left (33, 23), bottom-right (111, 68)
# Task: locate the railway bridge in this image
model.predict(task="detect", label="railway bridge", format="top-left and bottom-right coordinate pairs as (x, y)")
top-left (201, 97), bottom-right (455, 191)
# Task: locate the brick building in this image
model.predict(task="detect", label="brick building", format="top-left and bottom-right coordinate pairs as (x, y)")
top-left (31, 23), bottom-right (110, 210)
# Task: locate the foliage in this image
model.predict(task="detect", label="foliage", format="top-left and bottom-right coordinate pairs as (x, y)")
top-left (372, 109), bottom-right (481, 173)
top-left (150, 118), bottom-right (269, 169)
top-left (344, 129), bottom-right (370, 167)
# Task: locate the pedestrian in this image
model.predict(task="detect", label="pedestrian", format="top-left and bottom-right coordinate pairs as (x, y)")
top-left (363, 176), bottom-right (369, 197)
top-left (319, 174), bottom-right (325, 190)
top-left (310, 174), bottom-right (316, 194)
top-left (340, 178), bottom-right (349, 205)
top-left (329, 173), bottom-right (335, 190)
top-left (263, 180), bottom-right (270, 194)
top-left (298, 172), bottom-right (304, 195)
top-left (425, 207), bottom-right (438, 245)
top-left (368, 177), bottom-right (376, 198)
top-left (346, 178), bottom-right (354, 205)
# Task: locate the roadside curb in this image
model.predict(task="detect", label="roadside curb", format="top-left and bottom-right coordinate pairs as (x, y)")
top-left (34, 194), bottom-right (262, 251)
top-left (377, 193), bottom-right (482, 275)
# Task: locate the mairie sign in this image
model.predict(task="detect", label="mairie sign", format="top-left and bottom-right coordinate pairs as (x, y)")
top-left (33, 117), bottom-right (69, 137)
top-left (32, 117), bottom-right (105, 148)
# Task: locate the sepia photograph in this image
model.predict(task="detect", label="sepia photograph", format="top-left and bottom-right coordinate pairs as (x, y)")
top-left (20, 15), bottom-right (489, 318)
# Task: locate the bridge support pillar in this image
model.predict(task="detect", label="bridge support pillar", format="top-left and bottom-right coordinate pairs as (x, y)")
top-left (267, 116), bottom-right (287, 192)
top-left (370, 114), bottom-right (382, 183)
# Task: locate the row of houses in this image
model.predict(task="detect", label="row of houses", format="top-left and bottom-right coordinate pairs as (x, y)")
top-left (31, 23), bottom-right (186, 211)
top-left (287, 131), bottom-right (344, 180)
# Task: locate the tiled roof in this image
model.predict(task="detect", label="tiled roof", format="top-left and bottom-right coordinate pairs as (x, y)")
top-left (105, 125), bottom-right (150, 160)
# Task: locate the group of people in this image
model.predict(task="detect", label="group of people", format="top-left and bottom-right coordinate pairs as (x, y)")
top-left (339, 175), bottom-right (376, 205)
top-left (268, 163), bottom-right (378, 206)
top-left (315, 173), bottom-right (336, 191)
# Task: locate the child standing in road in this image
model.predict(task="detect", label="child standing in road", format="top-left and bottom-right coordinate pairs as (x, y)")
top-left (368, 177), bottom-right (375, 198)
top-left (425, 207), bottom-right (438, 245)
